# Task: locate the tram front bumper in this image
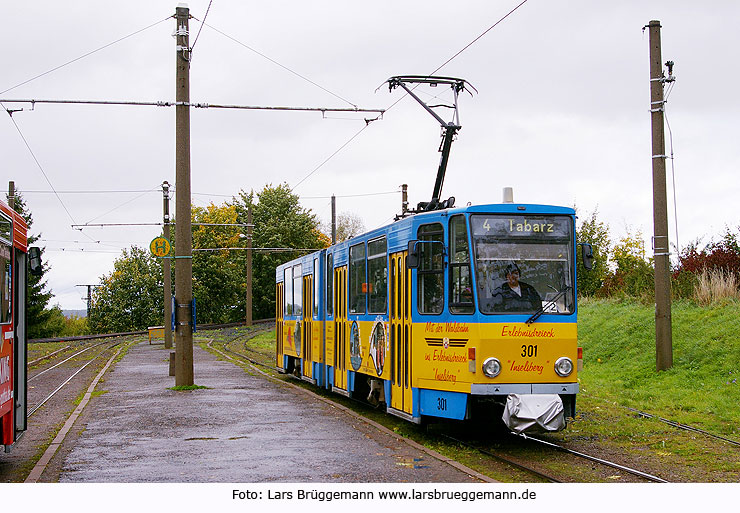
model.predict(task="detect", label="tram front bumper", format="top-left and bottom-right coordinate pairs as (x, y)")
top-left (470, 382), bottom-right (579, 395)
top-left (502, 394), bottom-right (566, 434)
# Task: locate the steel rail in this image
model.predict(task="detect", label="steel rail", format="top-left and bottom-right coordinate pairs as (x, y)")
top-left (29, 318), bottom-right (275, 345)
top-left (206, 334), bottom-right (494, 483)
top-left (28, 345), bottom-right (71, 366)
top-left (28, 340), bottom-right (111, 382)
top-left (28, 341), bottom-right (122, 417)
top-left (518, 433), bottom-right (669, 483)
top-left (440, 434), bottom-right (561, 483)
top-left (626, 407), bottom-right (740, 448)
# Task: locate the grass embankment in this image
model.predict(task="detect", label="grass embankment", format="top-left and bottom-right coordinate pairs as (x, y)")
top-left (578, 298), bottom-right (740, 436)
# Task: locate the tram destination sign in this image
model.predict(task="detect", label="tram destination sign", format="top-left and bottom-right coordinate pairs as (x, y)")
top-left (471, 215), bottom-right (572, 240)
top-left (149, 236), bottom-right (172, 258)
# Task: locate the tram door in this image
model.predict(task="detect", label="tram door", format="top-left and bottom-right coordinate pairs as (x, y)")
top-left (390, 252), bottom-right (413, 414)
top-left (13, 250), bottom-right (27, 436)
top-left (302, 274), bottom-right (313, 380)
top-left (276, 282), bottom-right (284, 368)
top-left (333, 266), bottom-right (347, 391)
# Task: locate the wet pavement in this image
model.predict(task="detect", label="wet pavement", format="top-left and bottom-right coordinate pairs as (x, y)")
top-left (58, 341), bottom-right (484, 483)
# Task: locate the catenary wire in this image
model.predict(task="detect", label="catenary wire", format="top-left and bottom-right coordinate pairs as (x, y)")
top-left (190, 0), bottom-right (214, 54)
top-left (81, 186), bottom-right (162, 226)
top-left (664, 102), bottom-right (679, 254)
top-left (288, 0), bottom-right (530, 190)
top-left (0, 16), bottom-right (172, 95)
top-left (1, 103), bottom-right (79, 228)
top-left (198, 20), bottom-right (358, 109)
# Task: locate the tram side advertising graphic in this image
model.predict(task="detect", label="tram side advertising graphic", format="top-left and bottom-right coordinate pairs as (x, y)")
top-left (1, 198), bottom-right (40, 452)
top-left (276, 202), bottom-right (593, 434)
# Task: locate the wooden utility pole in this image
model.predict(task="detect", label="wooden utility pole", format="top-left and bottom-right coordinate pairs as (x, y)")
top-left (246, 206), bottom-right (253, 326)
top-left (174, 4), bottom-right (194, 385)
top-left (162, 181), bottom-right (173, 349)
top-left (648, 20), bottom-right (673, 371)
top-left (331, 195), bottom-right (336, 244)
top-left (401, 184), bottom-right (408, 216)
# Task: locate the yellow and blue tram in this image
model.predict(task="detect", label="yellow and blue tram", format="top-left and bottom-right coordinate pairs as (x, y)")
top-left (276, 200), bottom-right (589, 432)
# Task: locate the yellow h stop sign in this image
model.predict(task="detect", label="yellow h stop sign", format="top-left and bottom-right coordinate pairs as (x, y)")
top-left (150, 236), bottom-right (172, 258)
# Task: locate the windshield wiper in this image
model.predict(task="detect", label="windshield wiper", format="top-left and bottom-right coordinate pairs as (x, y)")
top-left (525, 286), bottom-right (572, 325)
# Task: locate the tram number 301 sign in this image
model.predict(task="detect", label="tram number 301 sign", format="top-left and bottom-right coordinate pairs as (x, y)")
top-left (150, 236), bottom-right (172, 258)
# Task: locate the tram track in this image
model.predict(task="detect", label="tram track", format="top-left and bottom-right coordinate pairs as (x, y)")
top-left (204, 329), bottom-right (495, 483)
top-left (207, 326), bottom-right (674, 483)
top-left (515, 433), bottom-right (668, 482)
top-left (580, 393), bottom-right (740, 450)
top-left (625, 407), bottom-right (740, 448)
top-left (29, 340), bottom-right (113, 383)
top-left (1, 334), bottom-right (136, 482)
top-left (28, 340), bottom-right (124, 417)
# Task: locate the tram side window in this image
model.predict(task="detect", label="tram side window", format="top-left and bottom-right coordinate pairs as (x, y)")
top-left (326, 253), bottom-right (333, 317)
top-left (293, 264), bottom-right (303, 317)
top-left (449, 215), bottom-right (474, 314)
top-left (1, 242), bottom-right (10, 324)
top-left (284, 268), bottom-right (292, 316)
top-left (349, 243), bottom-right (366, 314)
top-left (418, 223), bottom-right (444, 315)
top-left (367, 237), bottom-right (387, 314)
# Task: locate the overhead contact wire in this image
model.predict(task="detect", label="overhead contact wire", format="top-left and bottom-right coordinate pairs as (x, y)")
top-left (291, 0), bottom-right (530, 190)
top-left (0, 16), bottom-right (172, 95)
top-left (201, 21), bottom-right (358, 109)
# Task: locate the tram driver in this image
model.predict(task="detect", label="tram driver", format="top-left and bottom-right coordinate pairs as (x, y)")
top-left (488, 262), bottom-right (542, 313)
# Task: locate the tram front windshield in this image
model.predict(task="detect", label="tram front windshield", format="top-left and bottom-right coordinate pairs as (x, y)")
top-left (470, 215), bottom-right (574, 315)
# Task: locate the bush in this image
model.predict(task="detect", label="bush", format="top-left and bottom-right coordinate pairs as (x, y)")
top-left (598, 230), bottom-right (654, 300)
top-left (671, 270), bottom-right (697, 300)
top-left (675, 228), bottom-right (740, 281)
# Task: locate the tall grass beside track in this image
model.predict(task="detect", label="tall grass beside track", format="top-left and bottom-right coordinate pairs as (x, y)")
top-left (578, 298), bottom-right (740, 436)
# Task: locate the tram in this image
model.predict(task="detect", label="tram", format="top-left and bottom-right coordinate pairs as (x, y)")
top-left (276, 76), bottom-right (592, 433)
top-left (1, 197), bottom-right (38, 452)
top-left (276, 195), bottom-right (593, 433)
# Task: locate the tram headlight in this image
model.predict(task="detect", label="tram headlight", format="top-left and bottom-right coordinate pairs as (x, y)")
top-left (554, 357), bottom-right (574, 377)
top-left (482, 357), bottom-right (501, 378)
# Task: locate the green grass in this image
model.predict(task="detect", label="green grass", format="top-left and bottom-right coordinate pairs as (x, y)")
top-left (578, 298), bottom-right (740, 436)
top-left (169, 385), bottom-right (210, 391)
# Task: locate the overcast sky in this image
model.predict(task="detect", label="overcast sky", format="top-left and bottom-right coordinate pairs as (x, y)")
top-left (2, 1), bottom-right (739, 311)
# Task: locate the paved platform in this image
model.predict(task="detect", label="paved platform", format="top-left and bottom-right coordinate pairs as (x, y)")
top-left (59, 340), bottom-right (484, 483)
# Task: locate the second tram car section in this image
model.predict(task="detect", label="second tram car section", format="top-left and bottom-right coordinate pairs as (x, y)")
top-left (276, 200), bottom-right (589, 434)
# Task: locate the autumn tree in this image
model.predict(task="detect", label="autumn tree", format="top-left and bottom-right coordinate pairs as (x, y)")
top-left (191, 203), bottom-right (245, 323)
top-left (231, 184), bottom-right (328, 319)
top-left (601, 229), bottom-right (654, 298)
top-left (88, 246), bottom-right (163, 332)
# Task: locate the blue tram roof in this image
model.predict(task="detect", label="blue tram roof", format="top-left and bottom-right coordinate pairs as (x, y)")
top-left (275, 202), bottom-right (575, 281)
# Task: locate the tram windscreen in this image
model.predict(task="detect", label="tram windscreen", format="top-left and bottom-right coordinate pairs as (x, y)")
top-left (470, 215), bottom-right (574, 315)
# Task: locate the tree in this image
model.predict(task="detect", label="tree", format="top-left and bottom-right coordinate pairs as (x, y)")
top-left (88, 246), bottom-right (163, 333)
top-left (601, 229), bottom-right (654, 298)
top-left (6, 190), bottom-right (61, 338)
top-left (575, 208), bottom-right (611, 296)
top-left (321, 211), bottom-right (366, 243)
top-left (231, 183), bottom-right (328, 319)
top-left (191, 203), bottom-right (245, 323)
